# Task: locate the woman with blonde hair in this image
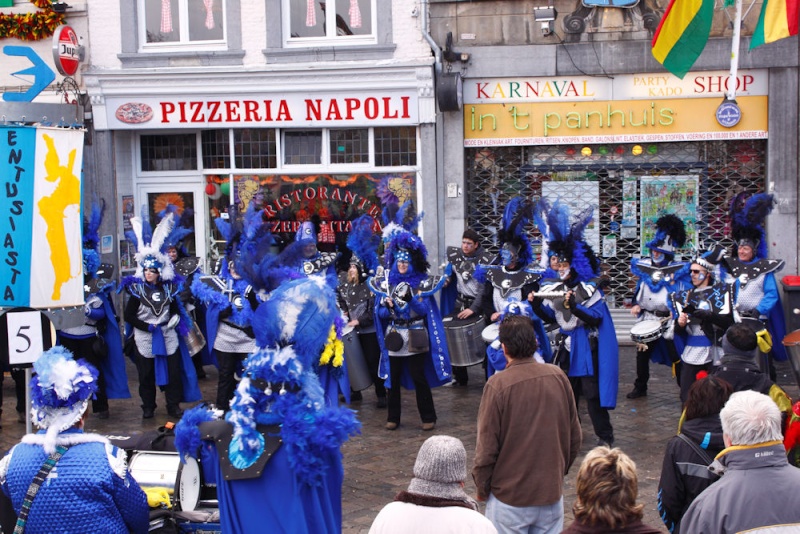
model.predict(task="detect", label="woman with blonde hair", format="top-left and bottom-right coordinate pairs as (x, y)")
top-left (562, 447), bottom-right (661, 533)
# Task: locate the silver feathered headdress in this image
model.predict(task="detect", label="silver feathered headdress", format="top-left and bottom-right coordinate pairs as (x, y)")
top-left (130, 210), bottom-right (176, 281)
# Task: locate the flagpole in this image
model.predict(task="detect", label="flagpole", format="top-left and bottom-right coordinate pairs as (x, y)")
top-left (727, 0), bottom-right (743, 100)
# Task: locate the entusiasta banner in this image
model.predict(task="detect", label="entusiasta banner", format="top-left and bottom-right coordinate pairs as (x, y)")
top-left (0, 126), bottom-right (85, 308)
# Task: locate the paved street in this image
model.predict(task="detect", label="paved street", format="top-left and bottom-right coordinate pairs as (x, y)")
top-left (0, 346), bottom-right (797, 533)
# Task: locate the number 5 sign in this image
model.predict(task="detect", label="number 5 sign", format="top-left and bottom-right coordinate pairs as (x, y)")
top-left (0, 307), bottom-right (56, 367)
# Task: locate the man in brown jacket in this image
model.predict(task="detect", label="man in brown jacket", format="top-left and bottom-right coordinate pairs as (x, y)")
top-left (473, 315), bottom-right (582, 534)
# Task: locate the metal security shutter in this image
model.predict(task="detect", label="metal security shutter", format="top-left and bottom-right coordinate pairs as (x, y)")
top-left (466, 140), bottom-right (767, 308)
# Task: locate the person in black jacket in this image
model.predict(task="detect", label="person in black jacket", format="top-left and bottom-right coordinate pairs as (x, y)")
top-left (657, 375), bottom-right (733, 533)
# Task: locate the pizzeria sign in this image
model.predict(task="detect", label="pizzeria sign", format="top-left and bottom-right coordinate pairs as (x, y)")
top-left (103, 91), bottom-right (419, 130)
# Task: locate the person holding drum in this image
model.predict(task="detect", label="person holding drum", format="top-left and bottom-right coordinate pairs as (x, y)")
top-left (371, 223), bottom-right (452, 431)
top-left (721, 193), bottom-right (787, 379)
top-left (122, 211), bottom-right (201, 419)
top-left (528, 199), bottom-right (618, 447)
top-left (192, 211), bottom-right (260, 412)
top-left (626, 214), bottom-right (690, 399)
top-left (441, 228), bottom-right (493, 386)
top-left (671, 246), bottom-right (735, 403)
top-left (0, 347), bottom-right (149, 534)
top-left (338, 215), bottom-right (386, 407)
top-left (478, 197), bottom-right (552, 367)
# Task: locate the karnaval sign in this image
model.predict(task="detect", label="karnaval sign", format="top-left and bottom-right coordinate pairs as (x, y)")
top-left (102, 91), bottom-right (418, 130)
top-left (463, 70), bottom-right (768, 146)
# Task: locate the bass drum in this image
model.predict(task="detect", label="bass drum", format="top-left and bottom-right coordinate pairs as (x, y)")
top-left (342, 325), bottom-right (373, 391)
top-left (129, 451), bottom-right (201, 512)
top-left (442, 314), bottom-right (486, 367)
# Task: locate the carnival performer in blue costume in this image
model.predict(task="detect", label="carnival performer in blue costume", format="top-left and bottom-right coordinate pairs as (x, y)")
top-left (58, 200), bottom-right (130, 419)
top-left (161, 204), bottom-right (214, 379)
top-left (275, 217), bottom-right (339, 287)
top-left (369, 215), bottom-right (452, 431)
top-left (478, 197), bottom-right (552, 366)
top-left (722, 193), bottom-right (787, 378)
top-left (174, 277), bottom-right (360, 534)
top-left (337, 214), bottom-right (386, 406)
top-left (626, 214), bottom-right (690, 399)
top-left (485, 298), bottom-right (546, 377)
top-left (266, 216), bottom-right (347, 404)
top-left (193, 206), bottom-right (262, 411)
top-left (672, 246), bottom-right (735, 402)
top-left (528, 199), bottom-right (618, 447)
top-left (440, 228), bottom-right (493, 386)
top-left (0, 347), bottom-right (148, 534)
top-left (121, 210), bottom-right (200, 418)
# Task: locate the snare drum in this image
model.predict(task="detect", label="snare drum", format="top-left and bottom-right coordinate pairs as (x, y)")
top-left (442, 315), bottom-right (486, 367)
top-left (630, 319), bottom-right (667, 344)
top-left (481, 323), bottom-right (500, 344)
top-left (129, 451), bottom-right (201, 511)
top-left (342, 326), bottom-right (373, 391)
top-left (183, 320), bottom-right (206, 357)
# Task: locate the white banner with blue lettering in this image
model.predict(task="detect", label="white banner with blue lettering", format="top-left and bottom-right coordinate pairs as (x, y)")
top-left (1, 126), bottom-right (85, 308)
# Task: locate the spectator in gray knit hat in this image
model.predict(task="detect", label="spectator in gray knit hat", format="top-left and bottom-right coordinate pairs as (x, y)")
top-left (369, 436), bottom-right (497, 533)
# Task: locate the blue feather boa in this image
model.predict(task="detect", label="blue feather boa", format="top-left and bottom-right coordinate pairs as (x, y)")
top-left (191, 275), bottom-right (255, 326)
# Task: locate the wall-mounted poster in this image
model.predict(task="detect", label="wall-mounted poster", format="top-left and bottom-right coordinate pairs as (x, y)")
top-left (639, 176), bottom-right (698, 256)
top-left (122, 194), bottom-right (134, 231)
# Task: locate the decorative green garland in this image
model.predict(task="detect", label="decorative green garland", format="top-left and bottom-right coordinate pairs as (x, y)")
top-left (0, 0), bottom-right (65, 41)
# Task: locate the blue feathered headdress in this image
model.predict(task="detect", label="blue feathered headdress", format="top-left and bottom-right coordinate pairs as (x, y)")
top-left (125, 206), bottom-right (175, 280)
top-left (160, 204), bottom-right (194, 256)
top-left (31, 346), bottom-right (98, 453)
top-left (184, 278), bottom-right (360, 484)
top-left (646, 214), bottom-right (687, 256)
top-left (83, 199), bottom-right (104, 278)
top-left (498, 197), bottom-right (534, 267)
top-left (546, 199), bottom-right (599, 282)
top-left (347, 214), bottom-right (380, 276)
top-left (729, 192), bottom-right (774, 260)
top-left (381, 200), bottom-right (422, 249)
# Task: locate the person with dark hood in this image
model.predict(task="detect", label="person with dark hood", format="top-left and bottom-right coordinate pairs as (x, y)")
top-left (370, 435), bottom-right (496, 533)
top-left (657, 375), bottom-right (733, 533)
top-left (627, 214), bottom-right (690, 399)
top-left (529, 199), bottom-right (618, 447)
top-left (671, 246), bottom-right (735, 402)
top-left (712, 322), bottom-right (792, 417)
top-left (721, 192), bottom-right (787, 379)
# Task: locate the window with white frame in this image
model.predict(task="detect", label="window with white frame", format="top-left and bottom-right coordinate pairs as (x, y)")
top-left (140, 0), bottom-right (226, 47)
top-left (285, 0), bottom-right (375, 44)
